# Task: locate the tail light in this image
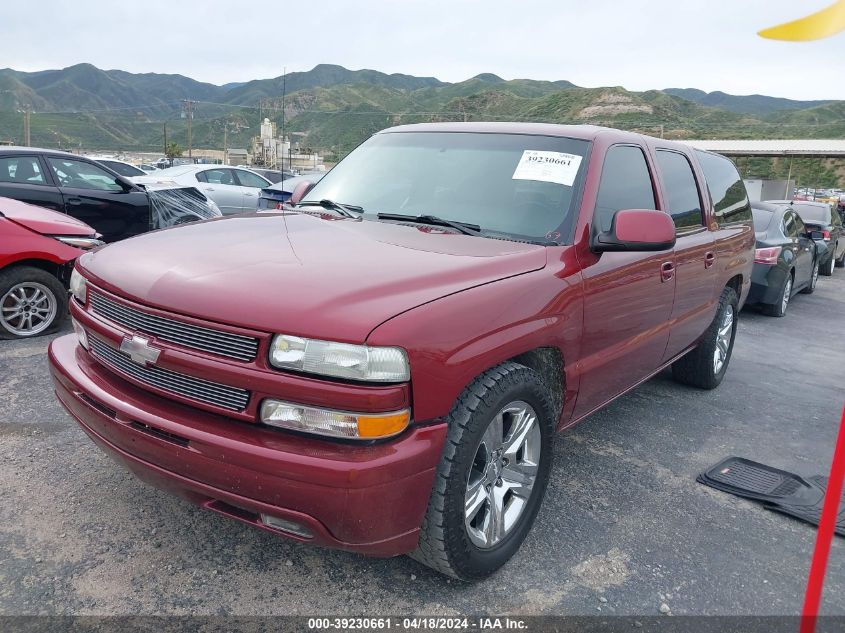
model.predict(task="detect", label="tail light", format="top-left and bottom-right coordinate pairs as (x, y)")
top-left (822, 229), bottom-right (831, 241)
top-left (754, 246), bottom-right (782, 265)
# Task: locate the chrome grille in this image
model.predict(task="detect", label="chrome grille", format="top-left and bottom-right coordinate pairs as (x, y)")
top-left (89, 291), bottom-right (259, 362)
top-left (89, 337), bottom-right (250, 412)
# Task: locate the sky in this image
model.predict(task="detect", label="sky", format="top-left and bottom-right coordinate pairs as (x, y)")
top-left (2, 0), bottom-right (844, 100)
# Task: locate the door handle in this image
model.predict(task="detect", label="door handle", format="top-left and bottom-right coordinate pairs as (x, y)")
top-left (661, 261), bottom-right (675, 282)
top-left (244, 192), bottom-right (255, 197)
top-left (66, 197), bottom-right (82, 206)
top-left (204, 187), bottom-right (215, 192)
top-left (704, 252), bottom-right (716, 269)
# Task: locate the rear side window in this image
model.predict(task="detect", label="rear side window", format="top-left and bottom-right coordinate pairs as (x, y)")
top-left (655, 150), bottom-right (703, 229)
top-left (695, 151), bottom-right (751, 225)
top-left (594, 145), bottom-right (656, 233)
top-left (783, 212), bottom-right (799, 238)
top-left (0, 156), bottom-right (46, 184)
top-left (235, 170), bottom-right (270, 188)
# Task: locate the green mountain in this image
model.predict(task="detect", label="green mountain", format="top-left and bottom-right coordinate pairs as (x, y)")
top-left (1, 63), bottom-right (843, 184)
top-left (664, 88), bottom-right (833, 115)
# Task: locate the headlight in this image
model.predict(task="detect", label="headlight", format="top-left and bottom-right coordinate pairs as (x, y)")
top-left (269, 335), bottom-right (410, 382)
top-left (69, 268), bottom-right (87, 304)
top-left (71, 317), bottom-right (89, 350)
top-left (260, 399), bottom-right (410, 440)
top-left (53, 236), bottom-right (105, 250)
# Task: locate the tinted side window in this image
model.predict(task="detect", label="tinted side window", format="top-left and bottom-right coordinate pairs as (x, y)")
top-left (594, 145), bottom-right (656, 232)
top-left (47, 157), bottom-right (122, 191)
top-left (695, 150), bottom-right (751, 225)
top-left (235, 170), bottom-right (270, 188)
top-left (202, 169), bottom-right (236, 185)
top-left (0, 156), bottom-right (46, 184)
top-left (655, 150), bottom-right (703, 229)
top-left (783, 212), bottom-right (797, 238)
top-left (792, 213), bottom-right (806, 235)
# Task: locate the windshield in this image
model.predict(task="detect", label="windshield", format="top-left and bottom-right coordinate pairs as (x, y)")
top-left (302, 131), bottom-right (590, 242)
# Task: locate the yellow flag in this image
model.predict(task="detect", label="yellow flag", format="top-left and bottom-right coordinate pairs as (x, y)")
top-left (759, 0), bottom-right (845, 40)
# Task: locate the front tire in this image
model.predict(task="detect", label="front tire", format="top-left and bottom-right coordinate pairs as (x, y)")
top-left (821, 252), bottom-right (835, 276)
top-left (410, 362), bottom-right (555, 580)
top-left (671, 286), bottom-right (738, 389)
top-left (801, 259), bottom-right (819, 295)
top-left (0, 266), bottom-right (67, 340)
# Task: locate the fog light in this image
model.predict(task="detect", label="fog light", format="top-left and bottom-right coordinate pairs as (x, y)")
top-left (260, 399), bottom-right (410, 440)
top-left (71, 317), bottom-right (89, 350)
top-left (260, 514), bottom-right (314, 539)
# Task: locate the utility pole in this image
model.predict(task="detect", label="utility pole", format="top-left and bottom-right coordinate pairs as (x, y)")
top-left (163, 122), bottom-right (168, 158)
top-left (281, 67), bottom-right (286, 171)
top-left (23, 109), bottom-right (31, 146)
top-left (181, 99), bottom-right (196, 160)
top-left (223, 123), bottom-right (228, 166)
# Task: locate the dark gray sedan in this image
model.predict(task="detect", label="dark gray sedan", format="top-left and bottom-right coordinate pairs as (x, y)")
top-left (748, 201), bottom-right (820, 317)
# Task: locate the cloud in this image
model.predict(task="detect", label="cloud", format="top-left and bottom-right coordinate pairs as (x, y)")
top-left (1, 0), bottom-right (843, 99)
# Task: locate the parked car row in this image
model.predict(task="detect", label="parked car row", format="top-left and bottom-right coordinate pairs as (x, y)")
top-left (746, 198), bottom-right (844, 317)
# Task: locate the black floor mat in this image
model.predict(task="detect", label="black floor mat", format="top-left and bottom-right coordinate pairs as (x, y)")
top-left (768, 475), bottom-right (845, 537)
top-left (698, 457), bottom-right (843, 536)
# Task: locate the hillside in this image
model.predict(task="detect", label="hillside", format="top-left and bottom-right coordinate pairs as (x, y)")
top-left (1, 63), bottom-right (843, 183)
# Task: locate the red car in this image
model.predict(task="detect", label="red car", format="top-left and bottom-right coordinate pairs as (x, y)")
top-left (1, 197), bottom-right (101, 339)
top-left (48, 123), bottom-right (754, 579)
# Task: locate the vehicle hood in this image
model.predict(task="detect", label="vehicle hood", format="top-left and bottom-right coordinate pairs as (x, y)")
top-left (78, 212), bottom-right (548, 342)
top-left (0, 196), bottom-right (95, 236)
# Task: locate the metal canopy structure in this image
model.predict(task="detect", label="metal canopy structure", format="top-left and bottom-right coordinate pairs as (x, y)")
top-left (683, 139), bottom-right (845, 158)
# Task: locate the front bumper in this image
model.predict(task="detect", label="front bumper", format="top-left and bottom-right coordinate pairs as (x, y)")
top-left (48, 334), bottom-right (447, 556)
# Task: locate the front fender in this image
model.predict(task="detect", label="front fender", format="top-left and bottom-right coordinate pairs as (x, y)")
top-left (366, 260), bottom-right (584, 426)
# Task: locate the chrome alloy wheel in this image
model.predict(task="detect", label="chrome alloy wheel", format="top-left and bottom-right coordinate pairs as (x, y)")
top-left (713, 303), bottom-right (734, 375)
top-left (781, 275), bottom-right (792, 315)
top-left (0, 282), bottom-right (57, 337)
top-left (464, 401), bottom-right (542, 549)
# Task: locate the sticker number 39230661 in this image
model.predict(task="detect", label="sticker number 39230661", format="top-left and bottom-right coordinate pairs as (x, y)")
top-left (512, 150), bottom-right (583, 187)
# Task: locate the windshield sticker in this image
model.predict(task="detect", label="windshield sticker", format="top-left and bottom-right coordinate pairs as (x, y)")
top-left (512, 150), bottom-right (582, 186)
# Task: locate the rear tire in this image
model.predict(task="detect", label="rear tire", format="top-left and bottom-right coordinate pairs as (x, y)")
top-left (836, 247), bottom-right (845, 268)
top-left (763, 272), bottom-right (792, 317)
top-left (410, 362), bottom-right (555, 580)
top-left (0, 266), bottom-right (67, 340)
top-left (672, 286), bottom-right (738, 389)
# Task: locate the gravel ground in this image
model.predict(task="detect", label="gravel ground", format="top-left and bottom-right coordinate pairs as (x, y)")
top-left (0, 274), bottom-right (843, 617)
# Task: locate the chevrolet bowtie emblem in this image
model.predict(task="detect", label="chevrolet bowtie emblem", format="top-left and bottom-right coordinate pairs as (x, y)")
top-left (119, 335), bottom-right (161, 366)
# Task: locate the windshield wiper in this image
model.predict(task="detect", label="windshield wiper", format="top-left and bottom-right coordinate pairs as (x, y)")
top-left (298, 199), bottom-right (363, 218)
top-left (377, 213), bottom-right (482, 237)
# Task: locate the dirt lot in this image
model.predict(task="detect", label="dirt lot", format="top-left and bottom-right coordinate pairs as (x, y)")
top-left (0, 275), bottom-right (843, 617)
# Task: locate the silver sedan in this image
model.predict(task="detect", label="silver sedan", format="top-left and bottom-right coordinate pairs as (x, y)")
top-left (132, 165), bottom-right (272, 215)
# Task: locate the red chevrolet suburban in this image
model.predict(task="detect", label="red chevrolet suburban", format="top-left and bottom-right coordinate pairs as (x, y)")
top-left (48, 123), bottom-right (754, 580)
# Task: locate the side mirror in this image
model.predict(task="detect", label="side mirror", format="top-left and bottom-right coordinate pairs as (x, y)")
top-left (808, 230), bottom-right (825, 240)
top-left (116, 175), bottom-right (137, 192)
top-left (289, 181), bottom-right (315, 205)
top-left (592, 209), bottom-right (676, 252)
